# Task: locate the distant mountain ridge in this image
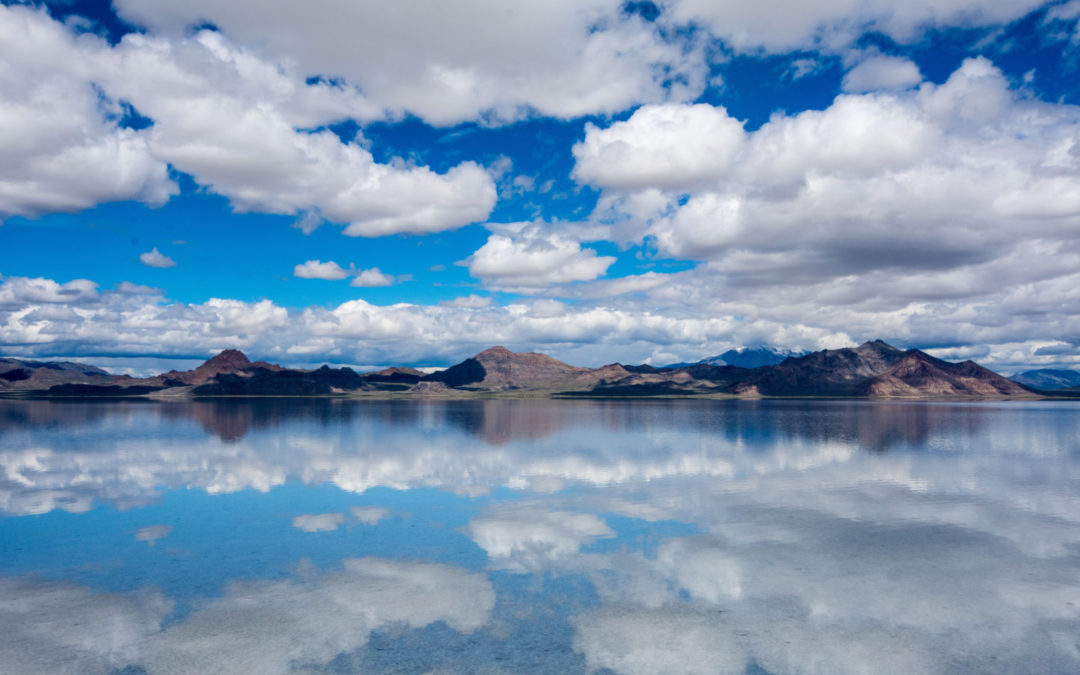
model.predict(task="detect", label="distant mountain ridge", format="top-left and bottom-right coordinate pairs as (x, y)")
top-left (0, 340), bottom-right (1046, 399)
top-left (1009, 368), bottom-right (1080, 391)
top-left (663, 346), bottom-right (805, 369)
top-left (1, 357), bottom-right (117, 392)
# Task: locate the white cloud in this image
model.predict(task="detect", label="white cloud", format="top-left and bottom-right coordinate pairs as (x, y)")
top-left (842, 54), bottom-right (923, 92)
top-left (789, 57), bottom-right (821, 79)
top-left (572, 58), bottom-right (1080, 332)
top-left (467, 224), bottom-right (616, 290)
top-left (350, 268), bottom-right (394, 287)
top-left (5, 261), bottom-right (1080, 374)
top-left (103, 29), bottom-right (497, 236)
top-left (0, 6), bottom-right (177, 220)
top-left (111, 0), bottom-right (707, 125)
top-left (666, 0), bottom-right (1047, 52)
top-left (139, 247), bottom-right (176, 268)
top-left (573, 104), bottom-right (746, 191)
top-left (293, 210), bottom-right (324, 235)
top-left (0, 277), bottom-right (98, 309)
top-left (1, 8), bottom-right (496, 234)
top-left (294, 259), bottom-right (350, 280)
top-left (439, 294), bottom-right (493, 309)
top-left (115, 281), bottom-right (161, 295)
top-left (0, 0), bottom-right (1059, 233)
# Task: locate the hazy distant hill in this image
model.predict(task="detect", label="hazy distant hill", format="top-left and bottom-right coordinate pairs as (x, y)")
top-left (9, 340), bottom-right (1042, 399)
top-left (1009, 368), bottom-right (1080, 390)
top-left (663, 346), bottom-right (805, 369)
top-left (0, 357), bottom-right (113, 390)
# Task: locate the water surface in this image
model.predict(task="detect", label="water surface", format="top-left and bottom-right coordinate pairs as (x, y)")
top-left (1, 398), bottom-right (1078, 673)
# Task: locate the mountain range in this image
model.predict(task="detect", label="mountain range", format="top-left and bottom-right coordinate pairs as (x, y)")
top-left (1008, 368), bottom-right (1080, 391)
top-left (0, 340), bottom-right (1052, 400)
top-left (662, 346), bottom-right (805, 369)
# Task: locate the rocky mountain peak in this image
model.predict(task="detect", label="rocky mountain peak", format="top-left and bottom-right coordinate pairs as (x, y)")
top-left (201, 349), bottom-right (252, 370)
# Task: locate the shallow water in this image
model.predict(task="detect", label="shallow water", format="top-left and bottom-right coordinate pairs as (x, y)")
top-left (1, 398), bottom-right (1079, 674)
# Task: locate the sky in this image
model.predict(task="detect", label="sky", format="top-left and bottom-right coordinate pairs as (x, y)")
top-left (2, 0), bottom-right (1080, 373)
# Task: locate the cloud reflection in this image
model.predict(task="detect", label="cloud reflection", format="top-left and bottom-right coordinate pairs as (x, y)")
top-left (470, 504), bottom-right (614, 572)
top-left (0, 557), bottom-right (494, 675)
top-left (291, 512), bottom-right (346, 532)
top-left (3, 399), bottom-right (1080, 672)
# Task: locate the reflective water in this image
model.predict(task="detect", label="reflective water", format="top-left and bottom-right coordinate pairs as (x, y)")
top-left (1, 398), bottom-right (1079, 674)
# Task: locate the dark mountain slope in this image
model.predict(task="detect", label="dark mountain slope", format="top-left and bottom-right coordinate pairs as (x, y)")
top-left (725, 340), bottom-right (906, 396)
top-left (861, 351), bottom-right (1038, 398)
top-left (664, 346), bottom-right (805, 369)
top-left (194, 365), bottom-right (369, 396)
top-left (0, 357), bottom-right (113, 390)
top-left (424, 346), bottom-right (588, 390)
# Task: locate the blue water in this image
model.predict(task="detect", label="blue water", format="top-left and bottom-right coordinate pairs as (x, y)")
top-left (0, 398), bottom-right (1078, 673)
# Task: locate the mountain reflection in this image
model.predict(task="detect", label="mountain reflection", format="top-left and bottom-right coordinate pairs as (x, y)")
top-left (2, 399), bottom-right (1079, 673)
top-left (0, 397), bottom-right (998, 448)
top-left (1, 399), bottom-right (1075, 517)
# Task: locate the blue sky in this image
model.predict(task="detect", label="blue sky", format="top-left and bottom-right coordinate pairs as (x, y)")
top-left (2, 0), bottom-right (1080, 372)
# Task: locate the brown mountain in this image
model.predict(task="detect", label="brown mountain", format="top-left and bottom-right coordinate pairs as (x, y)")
top-left (10, 341), bottom-right (1044, 399)
top-left (160, 349), bottom-right (284, 385)
top-left (362, 366), bottom-right (424, 384)
top-left (573, 340), bottom-right (1037, 399)
top-left (579, 362), bottom-right (753, 396)
top-left (725, 340), bottom-right (906, 396)
top-left (717, 340), bottom-right (1035, 398)
top-left (423, 346), bottom-right (589, 390)
top-left (858, 350), bottom-right (1036, 398)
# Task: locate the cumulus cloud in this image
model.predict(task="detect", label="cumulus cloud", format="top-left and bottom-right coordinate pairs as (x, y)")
top-left (666, 0), bottom-right (1047, 52)
top-left (0, 5), bottom-right (176, 220)
top-left (439, 294), bottom-right (493, 309)
top-left (568, 58), bottom-right (1080, 358)
top-left (842, 54), bottom-right (923, 92)
top-left (115, 281), bottom-right (161, 295)
top-left (466, 224), bottom-right (616, 290)
top-left (111, 0), bottom-right (708, 125)
top-left (0, 276), bottom-right (99, 309)
top-left (572, 103), bottom-right (746, 191)
top-left (294, 260), bottom-right (350, 280)
top-left (0, 278), bottom-right (291, 357)
top-left (350, 268), bottom-right (394, 287)
top-left (6, 269), bottom-right (1080, 373)
top-left (139, 247), bottom-right (176, 268)
top-left (2, 7), bottom-right (496, 234)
